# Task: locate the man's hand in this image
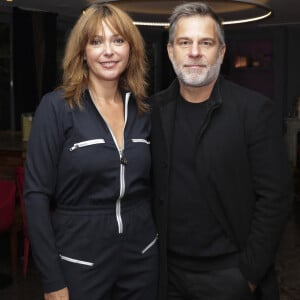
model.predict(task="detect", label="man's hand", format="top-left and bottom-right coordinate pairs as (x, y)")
top-left (248, 282), bottom-right (257, 293)
top-left (44, 287), bottom-right (69, 300)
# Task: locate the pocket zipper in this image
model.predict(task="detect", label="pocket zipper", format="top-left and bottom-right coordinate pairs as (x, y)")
top-left (69, 139), bottom-right (105, 151)
top-left (59, 254), bottom-right (94, 266)
top-left (131, 139), bottom-right (150, 145)
top-left (141, 234), bottom-right (158, 254)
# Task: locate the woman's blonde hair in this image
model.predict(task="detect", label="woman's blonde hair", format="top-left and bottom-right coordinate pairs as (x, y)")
top-left (60, 2), bottom-right (148, 112)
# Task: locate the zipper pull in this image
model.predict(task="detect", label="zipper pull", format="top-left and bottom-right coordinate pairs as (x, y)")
top-left (120, 151), bottom-right (128, 165)
top-left (69, 144), bottom-right (78, 151)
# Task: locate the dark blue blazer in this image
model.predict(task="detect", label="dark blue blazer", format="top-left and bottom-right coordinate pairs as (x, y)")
top-left (150, 76), bottom-right (292, 300)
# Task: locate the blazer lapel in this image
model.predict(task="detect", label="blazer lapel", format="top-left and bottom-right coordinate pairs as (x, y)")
top-left (158, 99), bottom-right (177, 160)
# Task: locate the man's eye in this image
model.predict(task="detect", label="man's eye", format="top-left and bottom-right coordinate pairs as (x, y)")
top-left (201, 41), bottom-right (213, 47)
top-left (178, 40), bottom-right (191, 47)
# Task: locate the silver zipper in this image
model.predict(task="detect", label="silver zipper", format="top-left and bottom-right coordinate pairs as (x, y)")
top-left (59, 254), bottom-right (94, 266)
top-left (89, 90), bottom-right (130, 234)
top-left (131, 139), bottom-right (150, 144)
top-left (116, 150), bottom-right (126, 233)
top-left (69, 139), bottom-right (105, 151)
top-left (114, 93), bottom-right (129, 233)
top-left (141, 234), bottom-right (158, 254)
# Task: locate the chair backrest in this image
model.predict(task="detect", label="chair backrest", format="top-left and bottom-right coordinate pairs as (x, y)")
top-left (15, 166), bottom-right (28, 238)
top-left (0, 180), bottom-right (16, 233)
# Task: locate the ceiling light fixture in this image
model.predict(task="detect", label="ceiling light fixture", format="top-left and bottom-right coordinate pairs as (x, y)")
top-left (221, 0), bottom-right (272, 25)
top-left (109, 0), bottom-right (273, 27)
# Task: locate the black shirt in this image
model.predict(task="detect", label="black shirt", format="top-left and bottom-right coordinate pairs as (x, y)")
top-left (168, 94), bottom-right (237, 270)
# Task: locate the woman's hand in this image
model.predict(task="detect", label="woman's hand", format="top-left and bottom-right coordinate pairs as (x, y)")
top-left (44, 287), bottom-right (69, 300)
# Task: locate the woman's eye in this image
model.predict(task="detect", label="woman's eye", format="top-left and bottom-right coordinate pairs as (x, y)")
top-left (90, 39), bottom-right (102, 46)
top-left (113, 38), bottom-right (125, 44)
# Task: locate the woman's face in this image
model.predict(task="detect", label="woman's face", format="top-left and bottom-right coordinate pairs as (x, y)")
top-left (85, 21), bottom-right (130, 84)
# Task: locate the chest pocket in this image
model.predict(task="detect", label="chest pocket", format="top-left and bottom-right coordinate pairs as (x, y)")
top-left (69, 139), bottom-right (105, 151)
top-left (131, 138), bottom-right (150, 145)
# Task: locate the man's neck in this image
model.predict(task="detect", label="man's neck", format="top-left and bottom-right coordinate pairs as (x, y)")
top-left (179, 79), bottom-right (216, 103)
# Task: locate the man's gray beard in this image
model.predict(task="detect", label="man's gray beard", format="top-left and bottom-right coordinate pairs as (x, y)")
top-left (172, 58), bottom-right (222, 87)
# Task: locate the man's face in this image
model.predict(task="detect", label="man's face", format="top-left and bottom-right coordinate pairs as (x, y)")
top-left (167, 15), bottom-right (226, 87)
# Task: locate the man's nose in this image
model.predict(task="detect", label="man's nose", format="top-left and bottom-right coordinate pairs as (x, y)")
top-left (189, 42), bottom-right (202, 57)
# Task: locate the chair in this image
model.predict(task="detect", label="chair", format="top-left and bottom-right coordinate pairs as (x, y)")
top-left (0, 180), bottom-right (16, 233)
top-left (0, 179), bottom-right (16, 288)
top-left (15, 166), bottom-right (30, 276)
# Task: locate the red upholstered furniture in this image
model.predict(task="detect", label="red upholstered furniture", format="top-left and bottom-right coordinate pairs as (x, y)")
top-left (0, 179), bottom-right (16, 233)
top-left (15, 166), bottom-right (30, 276)
top-left (0, 179), bottom-right (16, 286)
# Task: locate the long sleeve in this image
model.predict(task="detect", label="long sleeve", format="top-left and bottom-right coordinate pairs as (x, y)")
top-left (239, 96), bottom-right (292, 284)
top-left (24, 92), bottom-right (68, 292)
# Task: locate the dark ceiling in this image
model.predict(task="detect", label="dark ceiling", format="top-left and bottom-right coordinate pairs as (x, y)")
top-left (1, 0), bottom-right (300, 26)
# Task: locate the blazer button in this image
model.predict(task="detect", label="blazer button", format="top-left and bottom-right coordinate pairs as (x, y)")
top-left (162, 161), bottom-right (168, 168)
top-left (158, 197), bottom-right (164, 205)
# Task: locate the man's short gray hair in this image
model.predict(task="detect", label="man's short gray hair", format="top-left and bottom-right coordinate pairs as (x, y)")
top-left (168, 2), bottom-right (225, 46)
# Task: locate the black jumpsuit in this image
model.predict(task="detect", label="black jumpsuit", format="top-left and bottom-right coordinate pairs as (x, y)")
top-left (24, 89), bottom-right (158, 299)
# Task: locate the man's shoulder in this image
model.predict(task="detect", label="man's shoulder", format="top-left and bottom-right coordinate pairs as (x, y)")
top-left (220, 76), bottom-right (269, 103)
top-left (219, 77), bottom-right (274, 120)
top-left (149, 79), bottom-right (179, 106)
top-left (149, 89), bottom-right (167, 103)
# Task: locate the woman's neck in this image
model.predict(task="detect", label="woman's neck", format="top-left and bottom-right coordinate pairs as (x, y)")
top-left (88, 81), bottom-right (121, 106)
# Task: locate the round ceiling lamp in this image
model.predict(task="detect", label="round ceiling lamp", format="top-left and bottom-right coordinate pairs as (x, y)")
top-left (219, 0), bottom-right (272, 25)
top-left (102, 0), bottom-right (272, 26)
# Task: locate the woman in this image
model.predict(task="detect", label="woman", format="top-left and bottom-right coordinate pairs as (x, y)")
top-left (24, 3), bottom-right (158, 300)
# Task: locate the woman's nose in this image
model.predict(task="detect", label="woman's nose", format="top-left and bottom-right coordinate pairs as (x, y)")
top-left (103, 42), bottom-right (113, 55)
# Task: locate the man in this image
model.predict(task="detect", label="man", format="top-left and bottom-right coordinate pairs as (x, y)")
top-left (150, 2), bottom-right (291, 300)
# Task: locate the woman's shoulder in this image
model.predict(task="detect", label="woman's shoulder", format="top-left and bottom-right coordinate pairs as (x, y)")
top-left (41, 89), bottom-right (66, 106)
top-left (38, 89), bottom-right (71, 112)
top-left (34, 89), bottom-right (71, 121)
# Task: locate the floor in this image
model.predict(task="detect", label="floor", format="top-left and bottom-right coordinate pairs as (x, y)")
top-left (0, 201), bottom-right (300, 300)
top-left (0, 232), bottom-right (43, 299)
top-left (277, 200), bottom-right (300, 300)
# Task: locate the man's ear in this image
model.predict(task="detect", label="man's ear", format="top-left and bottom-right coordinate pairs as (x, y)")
top-left (167, 43), bottom-right (174, 62)
top-left (220, 45), bottom-right (226, 62)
